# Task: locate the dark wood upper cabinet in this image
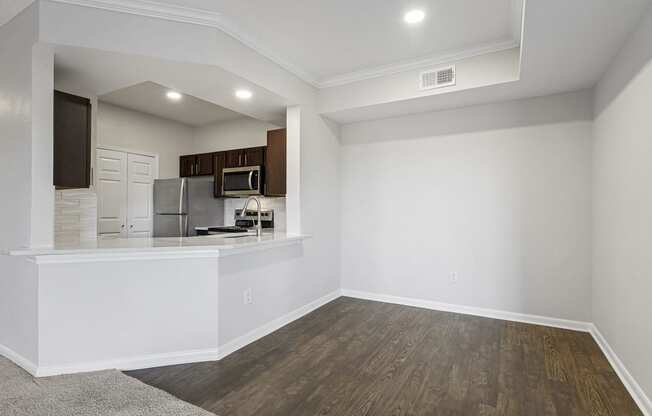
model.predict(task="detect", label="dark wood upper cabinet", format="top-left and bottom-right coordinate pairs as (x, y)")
top-left (179, 155), bottom-right (195, 177)
top-left (196, 153), bottom-right (214, 176)
top-left (225, 150), bottom-right (243, 169)
top-left (213, 151), bottom-right (226, 197)
top-left (180, 153), bottom-right (214, 177)
top-left (243, 147), bottom-right (265, 167)
top-left (53, 90), bottom-right (91, 189)
top-left (224, 147), bottom-right (266, 169)
top-left (265, 129), bottom-right (287, 196)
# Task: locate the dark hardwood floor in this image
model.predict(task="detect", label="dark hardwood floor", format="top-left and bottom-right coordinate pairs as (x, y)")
top-left (127, 297), bottom-right (641, 416)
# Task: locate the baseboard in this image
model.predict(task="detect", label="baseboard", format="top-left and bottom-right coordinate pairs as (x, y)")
top-left (34, 348), bottom-right (221, 377)
top-left (0, 343), bottom-right (38, 376)
top-left (590, 324), bottom-right (652, 416)
top-left (217, 289), bottom-right (341, 359)
top-left (341, 289), bottom-right (592, 332)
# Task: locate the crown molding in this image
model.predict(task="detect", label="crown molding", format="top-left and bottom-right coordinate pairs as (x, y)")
top-left (47, 0), bottom-right (519, 90)
top-left (315, 39), bottom-right (520, 88)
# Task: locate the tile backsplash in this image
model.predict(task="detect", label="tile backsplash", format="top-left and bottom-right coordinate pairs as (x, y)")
top-left (224, 197), bottom-right (287, 231)
top-left (55, 189), bottom-right (98, 244)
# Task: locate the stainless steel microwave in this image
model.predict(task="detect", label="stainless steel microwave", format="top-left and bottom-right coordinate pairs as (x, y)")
top-left (222, 166), bottom-right (263, 196)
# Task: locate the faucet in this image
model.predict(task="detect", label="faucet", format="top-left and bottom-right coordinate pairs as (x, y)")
top-left (240, 196), bottom-right (263, 237)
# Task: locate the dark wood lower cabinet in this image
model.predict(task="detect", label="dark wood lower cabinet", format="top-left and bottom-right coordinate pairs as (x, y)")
top-left (53, 90), bottom-right (91, 188)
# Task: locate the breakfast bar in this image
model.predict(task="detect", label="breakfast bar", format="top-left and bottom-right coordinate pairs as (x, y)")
top-left (4, 233), bottom-right (313, 377)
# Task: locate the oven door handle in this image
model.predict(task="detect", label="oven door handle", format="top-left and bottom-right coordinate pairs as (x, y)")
top-left (248, 171), bottom-right (254, 190)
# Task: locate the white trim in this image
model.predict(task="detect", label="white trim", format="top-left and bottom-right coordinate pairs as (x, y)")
top-left (341, 289), bottom-right (592, 332)
top-left (217, 290), bottom-right (340, 359)
top-left (28, 250), bottom-right (221, 264)
top-left (316, 40), bottom-right (519, 88)
top-left (34, 348), bottom-right (220, 377)
top-left (47, 0), bottom-right (519, 89)
top-left (96, 144), bottom-right (159, 160)
top-left (590, 325), bottom-right (652, 416)
top-left (0, 343), bottom-right (39, 376)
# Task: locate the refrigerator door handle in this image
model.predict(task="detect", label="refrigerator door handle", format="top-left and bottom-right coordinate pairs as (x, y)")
top-left (179, 178), bottom-right (186, 213)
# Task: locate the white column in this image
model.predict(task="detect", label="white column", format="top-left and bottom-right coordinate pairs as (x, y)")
top-left (285, 106), bottom-right (301, 234)
top-left (30, 43), bottom-right (55, 248)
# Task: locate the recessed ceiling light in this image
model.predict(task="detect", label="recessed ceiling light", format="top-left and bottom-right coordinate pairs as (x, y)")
top-left (404, 9), bottom-right (425, 24)
top-left (166, 91), bottom-right (182, 101)
top-left (235, 89), bottom-right (253, 100)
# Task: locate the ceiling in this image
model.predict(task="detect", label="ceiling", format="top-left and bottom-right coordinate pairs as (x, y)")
top-left (0, 0), bottom-right (32, 26)
top-left (99, 81), bottom-right (244, 126)
top-left (321, 0), bottom-right (652, 123)
top-left (4, 0), bottom-right (652, 125)
top-left (149, 0), bottom-right (523, 87)
top-left (53, 46), bottom-right (289, 125)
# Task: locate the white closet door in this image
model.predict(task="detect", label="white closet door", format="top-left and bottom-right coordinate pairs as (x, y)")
top-left (127, 153), bottom-right (155, 237)
top-left (96, 148), bottom-right (127, 237)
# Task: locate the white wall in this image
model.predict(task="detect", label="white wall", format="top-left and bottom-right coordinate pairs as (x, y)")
top-left (96, 102), bottom-right (194, 179)
top-left (192, 116), bottom-right (278, 153)
top-left (593, 5), bottom-right (652, 407)
top-left (0, 3), bottom-right (42, 365)
top-left (341, 91), bottom-right (594, 322)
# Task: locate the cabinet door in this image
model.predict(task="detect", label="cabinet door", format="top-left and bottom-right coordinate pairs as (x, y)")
top-left (96, 148), bottom-right (128, 237)
top-left (127, 153), bottom-right (155, 237)
top-left (213, 152), bottom-right (226, 197)
top-left (225, 150), bottom-right (243, 168)
top-left (265, 129), bottom-right (287, 196)
top-left (196, 153), bottom-right (214, 176)
top-left (53, 91), bottom-right (91, 188)
top-left (179, 155), bottom-right (195, 177)
top-left (243, 147), bottom-right (265, 167)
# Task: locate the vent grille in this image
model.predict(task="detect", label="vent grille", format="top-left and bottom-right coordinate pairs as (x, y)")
top-left (420, 65), bottom-right (456, 90)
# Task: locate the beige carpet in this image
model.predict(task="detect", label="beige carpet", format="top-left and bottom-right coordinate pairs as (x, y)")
top-left (0, 356), bottom-right (216, 416)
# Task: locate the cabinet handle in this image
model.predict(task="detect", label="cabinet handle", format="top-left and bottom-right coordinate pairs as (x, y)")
top-left (197, 160), bottom-right (201, 174)
top-left (191, 163), bottom-right (194, 176)
top-left (239, 153), bottom-right (242, 166)
top-left (244, 153), bottom-right (248, 166)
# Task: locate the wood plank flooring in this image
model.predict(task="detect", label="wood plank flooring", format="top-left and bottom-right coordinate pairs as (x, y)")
top-left (126, 297), bottom-right (641, 416)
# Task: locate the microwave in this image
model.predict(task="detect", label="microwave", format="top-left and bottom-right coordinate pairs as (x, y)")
top-left (222, 166), bottom-right (263, 196)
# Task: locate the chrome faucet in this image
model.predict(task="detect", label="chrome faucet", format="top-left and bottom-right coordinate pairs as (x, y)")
top-left (240, 196), bottom-right (263, 237)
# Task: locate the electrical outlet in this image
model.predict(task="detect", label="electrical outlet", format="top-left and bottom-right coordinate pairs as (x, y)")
top-left (243, 288), bottom-right (253, 305)
top-left (450, 272), bottom-right (458, 284)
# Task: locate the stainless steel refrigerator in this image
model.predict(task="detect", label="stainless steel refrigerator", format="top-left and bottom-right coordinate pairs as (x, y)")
top-left (153, 177), bottom-right (224, 237)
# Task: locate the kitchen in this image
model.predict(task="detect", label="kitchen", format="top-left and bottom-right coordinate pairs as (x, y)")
top-left (54, 78), bottom-right (288, 243)
top-left (1, 41), bottom-right (318, 377)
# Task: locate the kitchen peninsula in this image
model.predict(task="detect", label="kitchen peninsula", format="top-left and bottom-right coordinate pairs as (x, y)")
top-left (3, 231), bottom-right (316, 377)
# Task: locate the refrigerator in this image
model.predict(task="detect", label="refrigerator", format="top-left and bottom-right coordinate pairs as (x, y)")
top-left (153, 177), bottom-right (225, 237)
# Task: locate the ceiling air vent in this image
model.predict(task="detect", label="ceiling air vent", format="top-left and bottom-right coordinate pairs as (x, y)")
top-left (419, 65), bottom-right (456, 90)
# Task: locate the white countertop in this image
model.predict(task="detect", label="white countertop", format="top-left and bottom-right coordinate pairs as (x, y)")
top-left (7, 232), bottom-right (309, 260)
